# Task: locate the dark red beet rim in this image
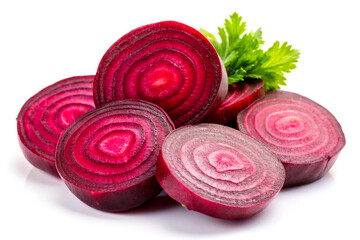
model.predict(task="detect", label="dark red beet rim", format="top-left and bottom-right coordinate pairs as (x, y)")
top-left (94, 21), bottom-right (228, 127)
top-left (159, 124), bottom-right (285, 209)
top-left (237, 90), bottom-right (346, 165)
top-left (204, 79), bottom-right (265, 124)
top-left (56, 100), bottom-right (174, 193)
top-left (17, 76), bottom-right (95, 174)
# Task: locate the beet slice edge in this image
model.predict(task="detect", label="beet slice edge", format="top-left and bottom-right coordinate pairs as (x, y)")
top-left (17, 75), bottom-right (95, 176)
top-left (55, 99), bottom-right (174, 212)
top-left (236, 90), bottom-right (346, 187)
top-left (157, 123), bottom-right (285, 219)
top-left (94, 21), bottom-right (228, 127)
top-left (204, 79), bottom-right (265, 125)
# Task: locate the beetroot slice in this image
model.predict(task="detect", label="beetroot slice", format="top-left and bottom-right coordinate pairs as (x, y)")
top-left (56, 100), bottom-right (174, 212)
top-left (204, 79), bottom-right (265, 124)
top-left (156, 123), bottom-right (285, 219)
top-left (17, 76), bottom-right (95, 176)
top-left (237, 90), bottom-right (346, 187)
top-left (94, 21), bottom-right (228, 127)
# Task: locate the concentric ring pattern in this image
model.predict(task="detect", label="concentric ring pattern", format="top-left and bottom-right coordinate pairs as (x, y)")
top-left (17, 76), bottom-right (95, 168)
top-left (56, 100), bottom-right (174, 193)
top-left (161, 124), bottom-right (285, 208)
top-left (205, 79), bottom-right (264, 124)
top-left (237, 90), bottom-right (346, 165)
top-left (94, 21), bottom-right (227, 127)
top-left (219, 80), bottom-right (263, 110)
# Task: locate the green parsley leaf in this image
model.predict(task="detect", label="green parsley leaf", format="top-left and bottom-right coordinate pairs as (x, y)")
top-left (200, 12), bottom-right (300, 91)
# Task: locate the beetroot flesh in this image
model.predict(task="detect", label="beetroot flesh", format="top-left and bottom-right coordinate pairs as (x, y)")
top-left (93, 21), bottom-right (228, 127)
top-left (55, 100), bottom-right (175, 212)
top-left (204, 79), bottom-right (265, 124)
top-left (17, 76), bottom-right (95, 176)
top-left (237, 90), bottom-right (346, 187)
top-left (156, 123), bottom-right (285, 219)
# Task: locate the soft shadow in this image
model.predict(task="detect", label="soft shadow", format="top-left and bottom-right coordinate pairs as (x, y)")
top-left (280, 173), bottom-right (335, 194)
top-left (124, 190), bottom-right (268, 235)
top-left (162, 205), bottom-right (269, 235)
top-left (22, 162), bottom-right (282, 234)
top-left (25, 167), bottom-right (61, 186)
top-left (57, 190), bottom-right (179, 218)
top-left (12, 154), bottom-right (33, 179)
top-left (123, 191), bottom-right (179, 214)
top-left (24, 168), bottom-right (117, 218)
top-left (160, 174), bottom-right (337, 235)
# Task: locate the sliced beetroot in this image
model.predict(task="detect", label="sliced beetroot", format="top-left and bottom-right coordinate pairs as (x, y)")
top-left (17, 76), bottom-right (95, 176)
top-left (156, 123), bottom-right (285, 219)
top-left (237, 90), bottom-right (346, 187)
top-left (93, 21), bottom-right (228, 127)
top-left (55, 100), bottom-right (174, 212)
top-left (204, 79), bottom-right (265, 124)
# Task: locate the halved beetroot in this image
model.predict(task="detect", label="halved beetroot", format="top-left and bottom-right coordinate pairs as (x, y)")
top-left (237, 90), bottom-right (346, 187)
top-left (56, 100), bottom-right (174, 212)
top-left (17, 76), bottom-right (95, 176)
top-left (93, 21), bottom-right (228, 127)
top-left (204, 79), bottom-right (265, 124)
top-left (157, 123), bottom-right (285, 219)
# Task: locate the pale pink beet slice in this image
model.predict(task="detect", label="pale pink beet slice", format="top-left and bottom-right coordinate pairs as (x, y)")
top-left (17, 76), bottom-right (95, 176)
top-left (204, 79), bottom-right (265, 124)
top-left (237, 90), bottom-right (346, 187)
top-left (93, 21), bottom-right (228, 127)
top-left (156, 123), bottom-right (285, 219)
top-left (55, 100), bottom-right (174, 212)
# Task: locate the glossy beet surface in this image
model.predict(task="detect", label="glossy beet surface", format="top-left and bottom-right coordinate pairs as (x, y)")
top-left (237, 90), bottom-right (346, 187)
top-left (94, 21), bottom-right (228, 127)
top-left (204, 79), bottom-right (265, 124)
top-left (157, 123), bottom-right (285, 219)
top-left (56, 100), bottom-right (174, 212)
top-left (17, 76), bottom-right (95, 176)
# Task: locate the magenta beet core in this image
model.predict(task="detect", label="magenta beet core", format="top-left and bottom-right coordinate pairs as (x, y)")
top-left (97, 130), bottom-right (135, 158)
top-left (137, 58), bottom-right (185, 103)
top-left (56, 103), bottom-right (94, 128)
top-left (207, 149), bottom-right (245, 172)
top-left (71, 116), bottom-right (155, 177)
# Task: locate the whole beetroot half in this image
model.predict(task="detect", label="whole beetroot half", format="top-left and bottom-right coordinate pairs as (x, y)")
top-left (237, 90), bottom-right (346, 187)
top-left (17, 76), bottom-right (95, 176)
top-left (56, 100), bottom-right (174, 212)
top-left (93, 21), bottom-right (228, 127)
top-left (157, 123), bottom-right (285, 219)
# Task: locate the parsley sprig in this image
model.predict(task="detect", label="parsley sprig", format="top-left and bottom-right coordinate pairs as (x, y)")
top-left (200, 12), bottom-right (300, 91)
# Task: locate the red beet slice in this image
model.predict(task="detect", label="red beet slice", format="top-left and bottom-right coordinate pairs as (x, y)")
top-left (17, 76), bottom-right (95, 176)
top-left (157, 123), bottom-right (285, 219)
top-left (93, 21), bottom-right (228, 127)
top-left (56, 100), bottom-right (174, 212)
top-left (204, 79), bottom-right (265, 124)
top-left (237, 90), bottom-right (346, 187)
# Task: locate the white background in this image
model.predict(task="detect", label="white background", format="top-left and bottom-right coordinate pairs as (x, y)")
top-left (1, 0), bottom-right (359, 239)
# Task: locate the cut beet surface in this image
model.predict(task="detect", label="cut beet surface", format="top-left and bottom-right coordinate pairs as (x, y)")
top-left (56, 100), bottom-right (174, 212)
top-left (204, 79), bottom-right (265, 124)
top-left (156, 123), bottom-right (285, 219)
top-left (17, 76), bottom-right (95, 176)
top-left (94, 21), bottom-right (228, 127)
top-left (237, 90), bottom-right (346, 187)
